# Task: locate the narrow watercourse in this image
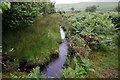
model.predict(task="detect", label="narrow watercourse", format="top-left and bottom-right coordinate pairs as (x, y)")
top-left (41, 25), bottom-right (68, 78)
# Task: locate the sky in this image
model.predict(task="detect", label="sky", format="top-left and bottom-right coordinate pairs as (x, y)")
top-left (51, 0), bottom-right (119, 4)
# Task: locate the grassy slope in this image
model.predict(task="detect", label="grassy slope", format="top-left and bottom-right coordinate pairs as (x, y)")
top-left (55, 2), bottom-right (118, 11)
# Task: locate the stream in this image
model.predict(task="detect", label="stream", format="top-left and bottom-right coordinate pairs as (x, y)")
top-left (41, 25), bottom-right (68, 78)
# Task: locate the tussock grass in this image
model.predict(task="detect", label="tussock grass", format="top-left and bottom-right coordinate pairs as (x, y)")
top-left (3, 14), bottom-right (62, 64)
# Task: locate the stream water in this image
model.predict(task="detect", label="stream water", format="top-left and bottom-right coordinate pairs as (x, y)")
top-left (41, 26), bottom-right (68, 78)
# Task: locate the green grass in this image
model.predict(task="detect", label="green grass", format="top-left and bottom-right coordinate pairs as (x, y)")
top-left (3, 14), bottom-right (62, 65)
top-left (86, 51), bottom-right (118, 78)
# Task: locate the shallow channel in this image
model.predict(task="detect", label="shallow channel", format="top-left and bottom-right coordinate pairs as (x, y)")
top-left (41, 25), bottom-right (68, 78)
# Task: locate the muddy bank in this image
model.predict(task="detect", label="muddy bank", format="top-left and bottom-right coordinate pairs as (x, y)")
top-left (2, 51), bottom-right (59, 73)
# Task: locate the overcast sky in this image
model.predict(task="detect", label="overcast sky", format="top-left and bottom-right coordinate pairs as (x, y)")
top-left (51, 0), bottom-right (119, 4)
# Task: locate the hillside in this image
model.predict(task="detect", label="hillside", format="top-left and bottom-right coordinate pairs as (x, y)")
top-left (55, 2), bottom-right (118, 11)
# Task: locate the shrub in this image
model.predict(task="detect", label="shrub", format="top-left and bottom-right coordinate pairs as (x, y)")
top-left (67, 12), bottom-right (116, 51)
top-left (85, 5), bottom-right (97, 12)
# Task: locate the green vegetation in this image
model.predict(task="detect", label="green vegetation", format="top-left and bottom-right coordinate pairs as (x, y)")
top-left (65, 12), bottom-right (118, 50)
top-left (2, 2), bottom-right (61, 78)
top-left (87, 51), bottom-right (118, 78)
top-left (85, 5), bottom-right (97, 12)
top-left (2, 2), bottom-right (55, 31)
top-left (3, 15), bottom-right (61, 64)
top-left (0, 1), bottom-right (11, 13)
top-left (2, 1), bottom-right (119, 79)
top-left (10, 66), bottom-right (45, 78)
top-left (3, 66), bottom-right (45, 78)
top-left (62, 12), bottom-right (118, 78)
top-left (56, 11), bottom-right (65, 14)
top-left (2, 14), bottom-right (62, 75)
top-left (62, 57), bottom-right (95, 78)
top-left (70, 7), bottom-right (75, 11)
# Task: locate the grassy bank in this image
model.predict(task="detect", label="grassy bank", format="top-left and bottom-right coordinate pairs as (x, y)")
top-left (3, 14), bottom-right (62, 77)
